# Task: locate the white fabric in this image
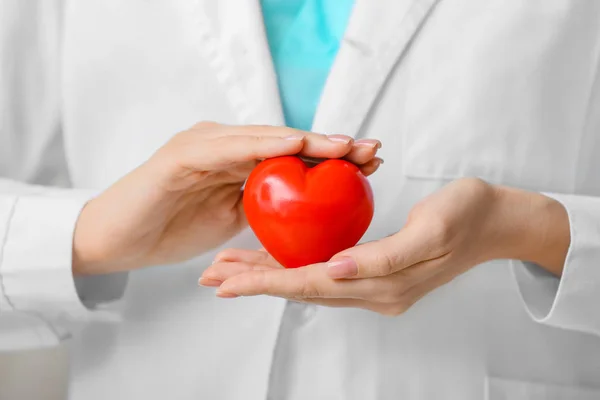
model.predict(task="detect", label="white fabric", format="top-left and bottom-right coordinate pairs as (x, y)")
top-left (485, 376), bottom-right (600, 400)
top-left (1, 193), bottom-right (92, 345)
top-left (1, 0), bottom-right (600, 399)
top-left (512, 193), bottom-right (600, 335)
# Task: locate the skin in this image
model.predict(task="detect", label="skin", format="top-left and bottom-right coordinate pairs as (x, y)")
top-left (72, 122), bottom-right (382, 275)
top-left (201, 178), bottom-right (571, 316)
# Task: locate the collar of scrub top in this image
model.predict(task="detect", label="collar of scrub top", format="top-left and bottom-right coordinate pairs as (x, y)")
top-left (191, 0), bottom-right (441, 137)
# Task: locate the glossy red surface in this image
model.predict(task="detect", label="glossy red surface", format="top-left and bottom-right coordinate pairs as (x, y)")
top-left (243, 156), bottom-right (374, 268)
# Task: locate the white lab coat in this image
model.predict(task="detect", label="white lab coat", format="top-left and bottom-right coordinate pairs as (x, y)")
top-left (1, 1), bottom-right (600, 399)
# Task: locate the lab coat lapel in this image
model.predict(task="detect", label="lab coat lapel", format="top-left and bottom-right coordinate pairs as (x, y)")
top-left (312, 0), bottom-right (441, 137)
top-left (193, 0), bottom-right (285, 126)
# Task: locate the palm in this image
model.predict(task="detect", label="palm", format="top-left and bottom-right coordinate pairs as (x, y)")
top-left (148, 171), bottom-right (250, 265)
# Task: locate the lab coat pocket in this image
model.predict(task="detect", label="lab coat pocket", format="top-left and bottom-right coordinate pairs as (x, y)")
top-left (401, 1), bottom-right (600, 193)
top-left (485, 376), bottom-right (600, 400)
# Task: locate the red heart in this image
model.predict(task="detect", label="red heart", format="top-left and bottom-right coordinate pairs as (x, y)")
top-left (243, 156), bottom-right (374, 268)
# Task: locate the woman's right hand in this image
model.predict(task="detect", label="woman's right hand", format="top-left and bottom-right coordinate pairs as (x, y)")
top-left (72, 122), bottom-right (382, 275)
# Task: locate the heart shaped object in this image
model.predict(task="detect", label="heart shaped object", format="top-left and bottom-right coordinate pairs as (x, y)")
top-left (243, 156), bottom-right (374, 268)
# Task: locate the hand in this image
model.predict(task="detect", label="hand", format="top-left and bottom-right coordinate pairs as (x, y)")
top-left (73, 122), bottom-right (383, 275)
top-left (201, 178), bottom-right (570, 315)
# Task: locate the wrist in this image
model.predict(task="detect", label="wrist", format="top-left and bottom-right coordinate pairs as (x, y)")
top-left (72, 200), bottom-right (107, 275)
top-left (72, 199), bottom-right (132, 276)
top-left (490, 184), bottom-right (570, 275)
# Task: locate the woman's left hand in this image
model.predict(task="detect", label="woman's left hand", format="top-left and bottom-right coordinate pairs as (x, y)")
top-left (200, 178), bottom-right (570, 315)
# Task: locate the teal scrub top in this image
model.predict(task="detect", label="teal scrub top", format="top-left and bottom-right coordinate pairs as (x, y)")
top-left (260, 0), bottom-right (355, 131)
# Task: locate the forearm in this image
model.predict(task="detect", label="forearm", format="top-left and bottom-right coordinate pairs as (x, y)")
top-left (491, 184), bottom-right (570, 276)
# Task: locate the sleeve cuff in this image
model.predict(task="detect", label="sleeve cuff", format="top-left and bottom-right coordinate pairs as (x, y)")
top-left (74, 272), bottom-right (129, 310)
top-left (0, 192), bottom-right (123, 331)
top-left (511, 192), bottom-right (600, 336)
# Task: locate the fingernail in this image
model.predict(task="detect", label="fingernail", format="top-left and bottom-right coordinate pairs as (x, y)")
top-left (376, 157), bottom-right (384, 165)
top-left (285, 134), bottom-right (305, 141)
top-left (327, 134), bottom-right (353, 144)
top-left (216, 290), bottom-right (239, 298)
top-left (327, 257), bottom-right (358, 279)
top-left (199, 277), bottom-right (222, 287)
top-left (355, 139), bottom-right (382, 149)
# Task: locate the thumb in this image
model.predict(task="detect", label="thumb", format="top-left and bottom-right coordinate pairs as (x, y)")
top-left (326, 226), bottom-right (433, 279)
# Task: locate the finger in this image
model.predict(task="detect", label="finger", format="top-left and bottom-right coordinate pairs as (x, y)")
top-left (344, 139), bottom-right (382, 165)
top-left (194, 124), bottom-right (355, 160)
top-left (301, 155), bottom-right (382, 176)
top-left (191, 122), bottom-right (303, 139)
top-left (293, 261), bottom-right (460, 315)
top-left (212, 286), bottom-right (376, 312)
top-left (197, 277), bottom-right (223, 287)
top-left (293, 267), bottom-right (459, 316)
top-left (200, 261), bottom-right (278, 285)
top-left (197, 135), bottom-right (355, 169)
top-left (327, 225), bottom-right (448, 279)
top-left (182, 135), bottom-right (305, 170)
top-left (297, 134), bottom-right (354, 159)
top-left (213, 248), bottom-right (279, 267)
top-left (197, 123), bottom-right (343, 142)
top-left (216, 264), bottom-right (388, 300)
top-left (193, 123), bottom-right (306, 139)
top-left (357, 157), bottom-right (383, 177)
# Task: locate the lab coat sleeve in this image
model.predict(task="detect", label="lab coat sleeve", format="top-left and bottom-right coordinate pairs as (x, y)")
top-left (0, 180), bottom-right (126, 351)
top-left (511, 192), bottom-right (600, 336)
